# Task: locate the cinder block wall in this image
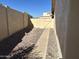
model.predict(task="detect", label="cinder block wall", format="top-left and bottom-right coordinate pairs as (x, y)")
top-left (23, 13), bottom-right (28, 28)
top-left (0, 5), bottom-right (32, 41)
top-left (0, 5), bottom-right (8, 40)
top-left (7, 7), bottom-right (24, 35)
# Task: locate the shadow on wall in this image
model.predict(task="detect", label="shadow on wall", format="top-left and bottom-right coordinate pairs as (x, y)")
top-left (26, 16), bottom-right (34, 33)
top-left (0, 18), bottom-right (34, 55)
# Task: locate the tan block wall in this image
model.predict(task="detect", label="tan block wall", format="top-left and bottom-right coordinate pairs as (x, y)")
top-left (0, 5), bottom-right (32, 40)
top-left (23, 13), bottom-right (28, 28)
top-left (7, 7), bottom-right (24, 35)
top-left (0, 5), bottom-right (8, 40)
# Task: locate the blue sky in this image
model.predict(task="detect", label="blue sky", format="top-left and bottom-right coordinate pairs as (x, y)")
top-left (0, 0), bottom-right (51, 17)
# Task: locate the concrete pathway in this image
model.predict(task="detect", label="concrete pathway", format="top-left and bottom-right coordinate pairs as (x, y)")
top-left (46, 29), bottom-right (60, 59)
top-left (30, 29), bottom-right (50, 59)
top-left (29, 28), bottom-right (61, 59)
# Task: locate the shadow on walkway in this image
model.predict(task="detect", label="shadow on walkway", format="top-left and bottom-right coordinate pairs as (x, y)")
top-left (0, 19), bottom-right (34, 55)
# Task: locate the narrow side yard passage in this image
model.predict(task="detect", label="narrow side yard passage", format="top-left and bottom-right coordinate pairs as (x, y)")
top-left (8, 17), bottom-right (62, 59)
